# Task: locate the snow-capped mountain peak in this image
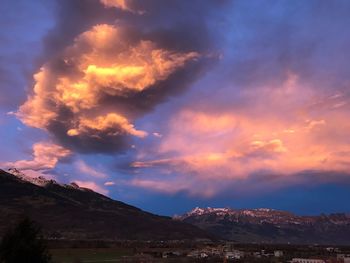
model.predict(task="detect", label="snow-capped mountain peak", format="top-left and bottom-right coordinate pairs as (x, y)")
top-left (6, 168), bottom-right (88, 192)
top-left (185, 207), bottom-right (233, 217)
top-left (7, 168), bottom-right (57, 187)
top-left (178, 206), bottom-right (350, 228)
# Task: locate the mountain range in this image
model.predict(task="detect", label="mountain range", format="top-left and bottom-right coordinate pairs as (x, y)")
top-left (2, 167), bottom-right (350, 245)
top-left (176, 207), bottom-right (350, 245)
top-left (0, 168), bottom-right (210, 241)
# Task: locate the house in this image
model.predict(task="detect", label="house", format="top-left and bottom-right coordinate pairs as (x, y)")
top-left (187, 250), bottom-right (209, 258)
top-left (274, 250), bottom-right (284, 257)
top-left (261, 250), bottom-right (274, 257)
top-left (225, 250), bottom-right (244, 259)
top-left (162, 251), bottom-right (183, 258)
top-left (326, 247), bottom-right (341, 253)
top-left (337, 254), bottom-right (350, 263)
top-left (291, 258), bottom-right (325, 263)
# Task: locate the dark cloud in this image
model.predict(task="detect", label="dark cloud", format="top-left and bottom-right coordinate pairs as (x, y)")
top-left (16, 0), bottom-right (226, 154)
top-left (41, 0), bottom-right (119, 60)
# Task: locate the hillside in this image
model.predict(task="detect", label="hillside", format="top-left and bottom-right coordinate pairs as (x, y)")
top-left (0, 169), bottom-right (211, 241)
top-left (177, 207), bottom-right (350, 245)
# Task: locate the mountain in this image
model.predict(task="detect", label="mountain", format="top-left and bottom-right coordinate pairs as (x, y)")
top-left (0, 168), bottom-right (211, 241)
top-left (176, 207), bottom-right (350, 245)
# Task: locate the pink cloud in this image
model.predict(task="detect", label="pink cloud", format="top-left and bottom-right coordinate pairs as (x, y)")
top-left (2, 142), bottom-right (71, 171)
top-left (74, 180), bottom-right (108, 195)
top-left (130, 72), bottom-right (350, 196)
top-left (104, 181), bottom-right (115, 186)
top-left (75, 160), bottom-right (107, 178)
top-left (130, 177), bottom-right (217, 198)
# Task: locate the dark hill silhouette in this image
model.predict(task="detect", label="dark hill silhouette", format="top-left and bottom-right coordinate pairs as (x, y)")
top-left (0, 169), bottom-right (211, 241)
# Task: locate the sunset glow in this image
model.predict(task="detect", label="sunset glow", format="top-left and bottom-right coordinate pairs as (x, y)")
top-left (1, 0), bottom-right (350, 216)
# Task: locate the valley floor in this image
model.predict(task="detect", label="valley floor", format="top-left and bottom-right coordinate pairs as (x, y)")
top-left (49, 241), bottom-right (350, 263)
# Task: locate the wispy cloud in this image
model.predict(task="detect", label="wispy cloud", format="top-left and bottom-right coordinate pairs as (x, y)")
top-left (74, 180), bottom-right (108, 195)
top-left (2, 142), bottom-right (71, 171)
top-left (131, 71), bottom-right (350, 196)
top-left (75, 160), bottom-right (107, 179)
top-left (104, 181), bottom-right (115, 186)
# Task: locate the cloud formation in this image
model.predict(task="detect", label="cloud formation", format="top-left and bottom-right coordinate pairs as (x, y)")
top-left (100, 0), bottom-right (140, 13)
top-left (75, 160), bottom-right (107, 179)
top-left (16, 23), bottom-right (202, 153)
top-left (74, 180), bottom-right (108, 195)
top-left (131, 70), bottom-right (350, 196)
top-left (2, 0), bottom-right (224, 199)
top-left (5, 0), bottom-right (350, 203)
top-left (9, 0), bottom-right (223, 158)
top-left (2, 142), bottom-right (71, 172)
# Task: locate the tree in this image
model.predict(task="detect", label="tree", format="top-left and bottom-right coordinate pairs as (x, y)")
top-left (0, 217), bottom-right (51, 263)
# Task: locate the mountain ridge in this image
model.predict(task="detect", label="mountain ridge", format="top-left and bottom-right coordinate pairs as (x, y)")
top-left (0, 168), bottom-right (212, 241)
top-left (177, 207), bottom-right (350, 245)
top-left (3, 167), bottom-right (350, 244)
top-left (178, 206), bottom-right (350, 221)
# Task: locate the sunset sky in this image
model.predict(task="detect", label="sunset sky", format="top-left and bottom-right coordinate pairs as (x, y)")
top-left (1, 0), bottom-right (350, 216)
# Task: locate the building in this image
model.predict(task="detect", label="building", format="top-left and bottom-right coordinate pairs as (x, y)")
top-left (337, 254), bottom-right (350, 263)
top-left (291, 259), bottom-right (325, 263)
top-left (261, 249), bottom-right (274, 257)
top-left (274, 250), bottom-right (284, 257)
top-left (225, 250), bottom-right (244, 260)
top-left (187, 250), bottom-right (209, 258)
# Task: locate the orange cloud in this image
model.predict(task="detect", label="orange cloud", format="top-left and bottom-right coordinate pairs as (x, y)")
top-left (100, 0), bottom-right (139, 13)
top-left (304, 119), bottom-right (326, 131)
top-left (2, 142), bottom-right (71, 171)
top-left (16, 24), bottom-right (200, 153)
top-left (104, 181), bottom-right (115, 186)
top-left (131, 72), bottom-right (350, 196)
top-left (16, 68), bottom-right (58, 129)
top-left (130, 178), bottom-right (217, 198)
top-left (250, 139), bottom-right (287, 154)
top-left (67, 113), bottom-right (147, 138)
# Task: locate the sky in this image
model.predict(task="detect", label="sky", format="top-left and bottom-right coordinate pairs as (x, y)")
top-left (1, 0), bottom-right (350, 216)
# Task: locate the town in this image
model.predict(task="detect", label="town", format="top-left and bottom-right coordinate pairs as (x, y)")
top-left (135, 242), bottom-right (350, 262)
top-left (49, 240), bottom-right (350, 262)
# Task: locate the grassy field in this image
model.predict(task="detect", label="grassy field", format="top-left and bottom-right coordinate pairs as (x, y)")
top-left (50, 248), bottom-right (134, 263)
